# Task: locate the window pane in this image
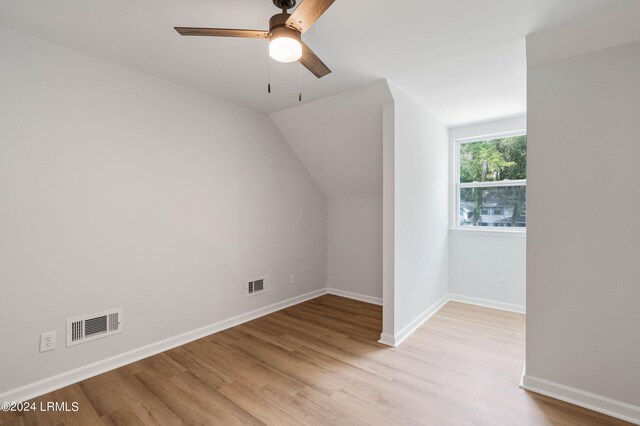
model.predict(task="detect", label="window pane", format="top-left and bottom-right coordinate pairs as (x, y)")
top-left (460, 186), bottom-right (526, 228)
top-left (459, 135), bottom-right (527, 183)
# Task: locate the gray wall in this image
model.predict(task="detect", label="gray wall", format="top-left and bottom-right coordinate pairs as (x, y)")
top-left (0, 25), bottom-right (327, 396)
top-left (448, 116), bottom-right (527, 311)
top-left (526, 36), bottom-right (640, 408)
top-left (382, 85), bottom-right (449, 342)
top-left (271, 82), bottom-right (391, 301)
top-left (328, 197), bottom-right (383, 299)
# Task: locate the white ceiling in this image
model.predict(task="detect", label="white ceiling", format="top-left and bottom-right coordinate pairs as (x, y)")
top-left (271, 81), bottom-right (391, 199)
top-left (0, 0), bottom-right (629, 125)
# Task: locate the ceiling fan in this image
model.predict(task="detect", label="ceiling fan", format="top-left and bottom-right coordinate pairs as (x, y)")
top-left (174, 0), bottom-right (334, 79)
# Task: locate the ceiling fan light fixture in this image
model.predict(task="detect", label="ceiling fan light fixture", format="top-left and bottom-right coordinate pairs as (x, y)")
top-left (269, 27), bottom-right (302, 63)
top-left (174, 0), bottom-right (333, 78)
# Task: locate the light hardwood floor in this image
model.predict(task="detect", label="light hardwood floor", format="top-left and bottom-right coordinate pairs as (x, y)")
top-left (0, 295), bottom-right (631, 425)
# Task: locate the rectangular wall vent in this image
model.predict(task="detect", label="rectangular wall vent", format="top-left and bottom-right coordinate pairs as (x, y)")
top-left (66, 308), bottom-right (122, 347)
top-left (247, 276), bottom-right (270, 296)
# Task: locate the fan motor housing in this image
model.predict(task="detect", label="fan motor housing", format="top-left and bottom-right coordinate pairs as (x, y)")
top-left (269, 13), bottom-right (294, 32)
top-left (270, 25), bottom-right (301, 44)
top-left (269, 12), bottom-right (302, 42)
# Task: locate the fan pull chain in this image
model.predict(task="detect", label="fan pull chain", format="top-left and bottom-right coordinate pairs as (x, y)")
top-left (298, 61), bottom-right (302, 102)
top-left (267, 53), bottom-right (272, 94)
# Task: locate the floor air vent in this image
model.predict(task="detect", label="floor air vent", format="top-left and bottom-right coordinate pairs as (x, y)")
top-left (66, 308), bottom-right (122, 347)
top-left (247, 276), bottom-right (270, 296)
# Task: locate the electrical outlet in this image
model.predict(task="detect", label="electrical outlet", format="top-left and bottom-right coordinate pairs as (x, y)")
top-left (40, 331), bottom-right (56, 352)
top-left (290, 274), bottom-right (296, 285)
top-left (498, 277), bottom-right (507, 289)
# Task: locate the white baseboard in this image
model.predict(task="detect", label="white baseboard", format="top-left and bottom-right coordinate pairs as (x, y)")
top-left (0, 288), bottom-right (327, 404)
top-left (521, 374), bottom-right (640, 425)
top-left (378, 294), bottom-right (449, 347)
top-left (449, 293), bottom-right (525, 314)
top-left (377, 293), bottom-right (523, 348)
top-left (378, 332), bottom-right (396, 346)
top-left (7, 287), bottom-right (636, 425)
top-left (326, 287), bottom-right (382, 306)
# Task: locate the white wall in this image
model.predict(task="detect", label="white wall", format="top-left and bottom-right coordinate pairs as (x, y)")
top-left (381, 85), bottom-right (449, 344)
top-left (271, 82), bottom-right (391, 301)
top-left (0, 25), bottom-right (327, 397)
top-left (327, 197), bottom-right (382, 300)
top-left (382, 101), bottom-right (396, 335)
top-left (448, 116), bottom-right (527, 311)
top-left (524, 2), bottom-right (640, 421)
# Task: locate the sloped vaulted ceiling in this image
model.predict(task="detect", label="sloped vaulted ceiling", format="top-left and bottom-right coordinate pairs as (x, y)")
top-left (270, 80), bottom-right (392, 199)
top-left (0, 0), bottom-right (629, 122)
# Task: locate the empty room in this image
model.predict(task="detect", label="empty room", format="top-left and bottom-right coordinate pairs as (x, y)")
top-left (1, 0), bottom-right (639, 425)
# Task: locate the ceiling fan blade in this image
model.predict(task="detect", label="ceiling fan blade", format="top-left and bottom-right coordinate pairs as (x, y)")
top-left (286, 0), bottom-right (335, 34)
top-left (300, 42), bottom-right (331, 78)
top-left (174, 27), bottom-right (269, 38)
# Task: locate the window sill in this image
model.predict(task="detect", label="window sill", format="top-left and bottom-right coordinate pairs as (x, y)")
top-left (450, 228), bottom-right (526, 238)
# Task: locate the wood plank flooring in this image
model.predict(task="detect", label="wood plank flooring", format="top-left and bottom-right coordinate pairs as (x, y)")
top-left (0, 295), bottom-right (631, 425)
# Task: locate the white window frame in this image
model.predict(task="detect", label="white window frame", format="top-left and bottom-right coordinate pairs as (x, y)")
top-left (453, 130), bottom-right (527, 237)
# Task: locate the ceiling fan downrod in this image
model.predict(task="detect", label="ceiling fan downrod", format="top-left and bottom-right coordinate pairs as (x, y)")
top-left (273, 0), bottom-right (296, 13)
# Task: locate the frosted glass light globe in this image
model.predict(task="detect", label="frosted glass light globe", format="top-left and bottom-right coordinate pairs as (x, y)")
top-left (269, 36), bottom-right (302, 63)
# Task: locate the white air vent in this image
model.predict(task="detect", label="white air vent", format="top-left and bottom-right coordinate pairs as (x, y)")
top-left (66, 308), bottom-right (122, 347)
top-left (247, 275), bottom-right (270, 296)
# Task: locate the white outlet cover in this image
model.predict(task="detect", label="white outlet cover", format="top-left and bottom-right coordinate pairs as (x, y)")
top-left (290, 274), bottom-right (296, 285)
top-left (40, 331), bottom-right (56, 352)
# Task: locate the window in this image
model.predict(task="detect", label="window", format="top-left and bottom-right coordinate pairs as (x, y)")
top-left (455, 132), bottom-right (527, 231)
